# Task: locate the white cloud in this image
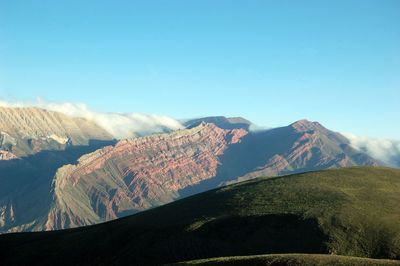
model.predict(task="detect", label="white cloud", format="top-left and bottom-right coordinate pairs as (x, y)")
top-left (342, 133), bottom-right (400, 168)
top-left (0, 97), bottom-right (184, 139)
top-left (248, 123), bottom-right (270, 133)
top-left (1, 97), bottom-right (398, 168)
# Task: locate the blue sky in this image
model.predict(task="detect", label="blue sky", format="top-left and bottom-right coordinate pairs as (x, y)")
top-left (0, 0), bottom-right (399, 138)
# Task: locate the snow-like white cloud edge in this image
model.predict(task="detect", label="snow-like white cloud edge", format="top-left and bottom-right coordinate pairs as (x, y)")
top-left (0, 97), bottom-right (184, 139)
top-left (0, 98), bottom-right (398, 167)
top-left (341, 133), bottom-right (400, 168)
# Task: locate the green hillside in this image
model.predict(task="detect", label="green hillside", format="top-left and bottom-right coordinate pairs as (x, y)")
top-left (1, 166), bottom-right (400, 265)
top-left (173, 254), bottom-right (400, 265)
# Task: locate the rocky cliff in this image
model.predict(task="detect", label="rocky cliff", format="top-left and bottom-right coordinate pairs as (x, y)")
top-left (0, 107), bottom-right (114, 158)
top-left (0, 107), bottom-right (116, 232)
top-left (44, 123), bottom-right (248, 230)
top-left (0, 114), bottom-right (379, 233)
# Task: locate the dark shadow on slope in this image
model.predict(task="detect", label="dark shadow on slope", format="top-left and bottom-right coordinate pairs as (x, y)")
top-left (0, 139), bottom-right (117, 231)
top-left (0, 214), bottom-right (327, 265)
top-left (177, 126), bottom-right (300, 198)
top-left (178, 124), bottom-right (380, 200)
top-left (150, 214), bottom-right (328, 264)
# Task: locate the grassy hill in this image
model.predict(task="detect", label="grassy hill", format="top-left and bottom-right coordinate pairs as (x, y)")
top-left (0, 166), bottom-right (400, 265)
top-left (172, 254), bottom-right (400, 265)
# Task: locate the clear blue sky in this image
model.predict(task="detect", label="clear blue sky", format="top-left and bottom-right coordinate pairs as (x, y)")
top-left (0, 0), bottom-right (399, 138)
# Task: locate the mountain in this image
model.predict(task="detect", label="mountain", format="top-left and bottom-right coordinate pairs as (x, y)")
top-left (1, 167), bottom-right (399, 265)
top-left (0, 107), bottom-right (117, 232)
top-left (183, 116), bottom-right (252, 130)
top-left (43, 123), bottom-right (247, 230)
top-left (217, 119), bottom-right (378, 185)
top-left (32, 120), bottom-right (379, 231)
top-left (0, 108), bottom-right (379, 232)
top-left (0, 107), bottom-right (114, 158)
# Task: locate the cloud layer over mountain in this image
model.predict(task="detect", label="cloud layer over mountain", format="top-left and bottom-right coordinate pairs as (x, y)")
top-left (0, 98), bottom-right (183, 139)
top-left (342, 133), bottom-right (400, 168)
top-left (0, 98), bottom-right (398, 168)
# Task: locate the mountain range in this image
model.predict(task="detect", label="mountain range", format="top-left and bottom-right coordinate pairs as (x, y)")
top-left (0, 107), bottom-right (114, 158)
top-left (0, 107), bottom-right (382, 233)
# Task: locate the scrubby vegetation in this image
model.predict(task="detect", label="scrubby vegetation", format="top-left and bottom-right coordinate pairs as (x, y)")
top-left (1, 167), bottom-right (399, 265)
top-left (173, 254), bottom-right (400, 265)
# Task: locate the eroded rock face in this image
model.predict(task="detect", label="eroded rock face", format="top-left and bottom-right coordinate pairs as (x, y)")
top-left (45, 123), bottom-right (248, 230)
top-left (0, 150), bottom-right (17, 160)
top-left (0, 107), bottom-right (118, 233)
top-left (0, 118), bottom-right (379, 233)
top-left (224, 120), bottom-right (378, 183)
top-left (0, 107), bottom-right (114, 158)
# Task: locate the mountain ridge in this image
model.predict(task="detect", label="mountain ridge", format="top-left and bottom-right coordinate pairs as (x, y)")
top-left (183, 116), bottom-right (252, 130)
top-left (0, 108), bottom-right (381, 233)
top-left (0, 107), bottom-right (115, 158)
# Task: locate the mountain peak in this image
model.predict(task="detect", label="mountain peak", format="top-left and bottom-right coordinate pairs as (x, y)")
top-left (183, 116), bottom-right (252, 130)
top-left (290, 119), bottom-right (325, 132)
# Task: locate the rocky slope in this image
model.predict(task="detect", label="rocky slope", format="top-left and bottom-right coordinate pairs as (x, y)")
top-left (0, 107), bottom-right (114, 158)
top-left (0, 107), bottom-right (116, 232)
top-left (218, 119), bottom-right (378, 184)
top-left (0, 110), bottom-right (380, 233)
top-left (44, 123), bottom-right (248, 230)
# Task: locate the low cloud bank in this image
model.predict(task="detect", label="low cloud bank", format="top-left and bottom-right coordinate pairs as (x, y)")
top-left (0, 98), bottom-right (184, 139)
top-left (1, 98), bottom-right (398, 167)
top-left (342, 133), bottom-right (400, 168)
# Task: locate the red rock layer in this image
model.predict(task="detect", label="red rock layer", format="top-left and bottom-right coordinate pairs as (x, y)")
top-left (229, 120), bottom-right (378, 183)
top-left (51, 123), bottom-right (248, 226)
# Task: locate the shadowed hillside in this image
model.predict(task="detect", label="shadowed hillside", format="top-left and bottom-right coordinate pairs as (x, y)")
top-left (172, 254), bottom-right (400, 265)
top-left (0, 167), bottom-right (399, 265)
top-left (0, 140), bottom-right (117, 232)
top-left (178, 120), bottom-right (377, 197)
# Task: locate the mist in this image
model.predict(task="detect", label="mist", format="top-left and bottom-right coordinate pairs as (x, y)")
top-left (0, 98), bottom-right (184, 139)
top-left (248, 123), bottom-right (270, 133)
top-left (342, 133), bottom-right (400, 168)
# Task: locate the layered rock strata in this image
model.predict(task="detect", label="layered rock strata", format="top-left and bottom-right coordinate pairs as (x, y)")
top-left (44, 123), bottom-right (248, 230)
top-left (0, 107), bottom-right (114, 158)
top-left (0, 117), bottom-right (379, 233)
